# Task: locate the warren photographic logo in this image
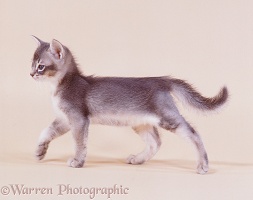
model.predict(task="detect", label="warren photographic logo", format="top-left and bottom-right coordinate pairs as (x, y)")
top-left (1, 184), bottom-right (129, 199)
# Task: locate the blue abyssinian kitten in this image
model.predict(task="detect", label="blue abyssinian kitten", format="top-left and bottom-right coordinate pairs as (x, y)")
top-left (30, 36), bottom-right (228, 174)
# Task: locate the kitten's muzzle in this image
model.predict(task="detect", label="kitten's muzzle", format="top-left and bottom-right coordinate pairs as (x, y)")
top-left (30, 68), bottom-right (37, 77)
top-left (30, 72), bottom-right (39, 80)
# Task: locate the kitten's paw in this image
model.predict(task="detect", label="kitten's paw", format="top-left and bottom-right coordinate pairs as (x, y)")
top-left (126, 154), bottom-right (145, 165)
top-left (67, 158), bottom-right (84, 168)
top-left (126, 155), bottom-right (135, 164)
top-left (35, 143), bottom-right (48, 160)
top-left (197, 163), bottom-right (209, 175)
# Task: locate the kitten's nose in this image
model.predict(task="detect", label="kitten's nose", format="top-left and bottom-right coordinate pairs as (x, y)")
top-left (30, 72), bottom-right (35, 77)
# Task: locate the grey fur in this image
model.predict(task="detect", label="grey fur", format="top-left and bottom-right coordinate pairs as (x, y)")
top-left (30, 37), bottom-right (229, 174)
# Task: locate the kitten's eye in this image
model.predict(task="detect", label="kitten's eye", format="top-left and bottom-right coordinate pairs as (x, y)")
top-left (38, 65), bottom-right (45, 71)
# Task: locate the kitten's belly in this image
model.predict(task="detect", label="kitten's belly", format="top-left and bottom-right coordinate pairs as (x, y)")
top-left (90, 113), bottom-right (160, 127)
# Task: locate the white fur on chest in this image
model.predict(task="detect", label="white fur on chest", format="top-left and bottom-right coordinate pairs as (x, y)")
top-left (51, 95), bottom-right (69, 123)
top-left (90, 113), bottom-right (160, 127)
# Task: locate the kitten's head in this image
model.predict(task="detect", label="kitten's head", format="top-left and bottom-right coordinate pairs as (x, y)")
top-left (30, 36), bottom-right (71, 83)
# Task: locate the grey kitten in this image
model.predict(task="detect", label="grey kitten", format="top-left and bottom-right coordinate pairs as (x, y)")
top-left (30, 36), bottom-right (228, 174)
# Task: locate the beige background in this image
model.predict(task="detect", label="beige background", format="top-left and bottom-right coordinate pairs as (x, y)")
top-left (1, 0), bottom-right (253, 199)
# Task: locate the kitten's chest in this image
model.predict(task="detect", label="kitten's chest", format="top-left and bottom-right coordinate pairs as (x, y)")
top-left (51, 95), bottom-right (69, 122)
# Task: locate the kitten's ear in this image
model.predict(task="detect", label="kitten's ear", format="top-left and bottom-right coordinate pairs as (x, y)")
top-left (31, 35), bottom-right (44, 47)
top-left (49, 39), bottom-right (65, 60)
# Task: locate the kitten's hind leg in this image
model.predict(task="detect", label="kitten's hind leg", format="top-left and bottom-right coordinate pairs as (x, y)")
top-left (177, 124), bottom-right (209, 174)
top-left (160, 116), bottom-right (209, 174)
top-left (36, 119), bottom-right (70, 160)
top-left (126, 125), bottom-right (161, 165)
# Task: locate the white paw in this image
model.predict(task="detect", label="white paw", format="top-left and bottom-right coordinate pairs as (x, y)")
top-left (67, 158), bottom-right (84, 168)
top-left (126, 154), bottom-right (145, 165)
top-left (197, 163), bottom-right (209, 175)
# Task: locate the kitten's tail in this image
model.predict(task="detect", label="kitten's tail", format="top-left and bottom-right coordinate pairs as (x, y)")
top-left (168, 77), bottom-right (229, 111)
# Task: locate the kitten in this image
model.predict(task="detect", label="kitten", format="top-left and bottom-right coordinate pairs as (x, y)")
top-left (30, 36), bottom-right (228, 174)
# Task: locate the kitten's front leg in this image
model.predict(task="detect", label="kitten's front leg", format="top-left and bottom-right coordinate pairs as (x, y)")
top-left (68, 118), bottom-right (90, 168)
top-left (36, 119), bottom-right (70, 160)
